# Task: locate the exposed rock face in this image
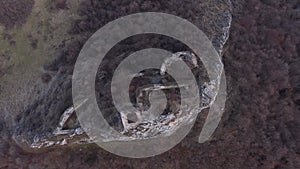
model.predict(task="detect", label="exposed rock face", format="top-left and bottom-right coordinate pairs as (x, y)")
top-left (13, 0), bottom-right (232, 150)
top-left (0, 0), bottom-right (34, 28)
top-left (0, 0), bottom-right (298, 168)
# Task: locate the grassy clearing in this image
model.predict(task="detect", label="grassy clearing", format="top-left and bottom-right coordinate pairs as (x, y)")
top-left (0, 0), bottom-right (83, 122)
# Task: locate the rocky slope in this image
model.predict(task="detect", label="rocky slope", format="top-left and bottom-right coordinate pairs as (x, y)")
top-left (0, 0), bottom-right (299, 168)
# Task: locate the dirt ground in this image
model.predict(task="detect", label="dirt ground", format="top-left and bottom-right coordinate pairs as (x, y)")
top-left (0, 0), bottom-right (299, 168)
